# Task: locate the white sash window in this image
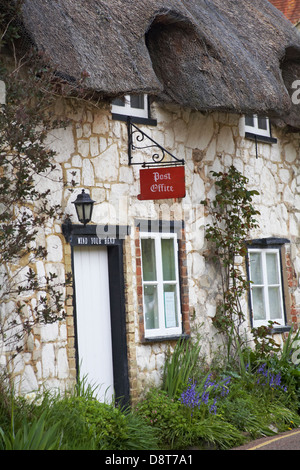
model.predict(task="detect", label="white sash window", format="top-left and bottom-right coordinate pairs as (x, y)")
top-left (248, 248), bottom-right (285, 328)
top-left (140, 232), bottom-right (182, 338)
top-left (111, 94), bottom-right (149, 119)
top-left (244, 115), bottom-right (271, 138)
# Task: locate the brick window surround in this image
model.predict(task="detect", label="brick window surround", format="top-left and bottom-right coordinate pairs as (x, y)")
top-left (134, 220), bottom-right (190, 342)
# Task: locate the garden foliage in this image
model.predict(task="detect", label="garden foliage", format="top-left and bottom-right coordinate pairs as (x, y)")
top-left (0, 377), bottom-right (158, 450)
top-left (0, 330), bottom-right (300, 450)
top-left (201, 166), bottom-right (260, 359)
top-left (136, 335), bottom-right (300, 449)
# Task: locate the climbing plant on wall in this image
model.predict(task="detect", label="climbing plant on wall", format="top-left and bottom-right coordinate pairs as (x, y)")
top-left (201, 165), bottom-right (260, 362)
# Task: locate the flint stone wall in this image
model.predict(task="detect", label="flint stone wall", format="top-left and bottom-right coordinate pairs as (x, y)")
top-left (1, 98), bottom-right (300, 398)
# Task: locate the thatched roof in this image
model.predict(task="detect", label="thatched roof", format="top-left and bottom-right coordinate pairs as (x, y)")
top-left (20, 0), bottom-right (300, 128)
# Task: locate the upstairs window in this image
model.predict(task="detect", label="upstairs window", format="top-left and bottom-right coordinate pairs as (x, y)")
top-left (244, 115), bottom-right (277, 143)
top-left (248, 247), bottom-right (285, 328)
top-left (140, 232), bottom-right (182, 339)
top-left (111, 94), bottom-right (157, 125)
top-left (245, 115), bottom-right (270, 138)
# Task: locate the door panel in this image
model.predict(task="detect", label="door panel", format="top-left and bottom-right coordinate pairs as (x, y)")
top-left (73, 246), bottom-right (114, 402)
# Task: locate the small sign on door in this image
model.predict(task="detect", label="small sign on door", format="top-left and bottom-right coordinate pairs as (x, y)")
top-left (137, 166), bottom-right (185, 200)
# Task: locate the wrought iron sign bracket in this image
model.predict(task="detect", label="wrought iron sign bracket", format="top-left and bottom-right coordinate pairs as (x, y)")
top-left (127, 117), bottom-right (185, 168)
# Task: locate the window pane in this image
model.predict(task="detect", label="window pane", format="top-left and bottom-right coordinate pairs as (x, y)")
top-left (112, 97), bottom-right (125, 107)
top-left (164, 284), bottom-right (178, 328)
top-left (141, 238), bottom-right (156, 281)
top-left (130, 95), bottom-right (145, 109)
top-left (161, 238), bottom-right (176, 281)
top-left (266, 252), bottom-right (279, 285)
top-left (257, 116), bottom-right (267, 130)
top-left (144, 284), bottom-right (159, 329)
top-left (82, 203), bottom-right (93, 222)
top-left (252, 287), bottom-right (266, 320)
top-left (245, 115), bottom-right (254, 127)
top-left (249, 252), bottom-right (263, 284)
top-left (269, 287), bottom-right (282, 320)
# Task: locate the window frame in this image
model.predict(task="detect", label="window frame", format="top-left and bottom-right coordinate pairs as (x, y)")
top-left (244, 115), bottom-right (271, 138)
top-left (111, 93), bottom-right (157, 125)
top-left (248, 247), bottom-right (286, 328)
top-left (111, 94), bottom-right (149, 119)
top-left (140, 231), bottom-right (182, 339)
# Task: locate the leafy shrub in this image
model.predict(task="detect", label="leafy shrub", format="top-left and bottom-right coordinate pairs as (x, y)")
top-left (135, 389), bottom-right (187, 447)
top-left (236, 358), bottom-right (299, 412)
top-left (135, 388), bottom-right (244, 449)
top-left (219, 363), bottom-right (300, 439)
top-left (245, 326), bottom-right (300, 410)
top-left (0, 372), bottom-right (158, 451)
top-left (47, 396), bottom-right (158, 450)
top-left (1, 330), bottom-right (300, 452)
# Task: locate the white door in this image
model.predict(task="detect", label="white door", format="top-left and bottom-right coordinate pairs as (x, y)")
top-left (73, 246), bottom-right (114, 402)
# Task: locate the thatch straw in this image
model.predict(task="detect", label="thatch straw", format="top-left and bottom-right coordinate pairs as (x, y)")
top-left (20, 0), bottom-right (300, 128)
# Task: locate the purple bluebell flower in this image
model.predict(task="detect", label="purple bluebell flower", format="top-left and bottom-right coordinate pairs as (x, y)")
top-left (179, 380), bottom-right (201, 412)
top-left (201, 391), bottom-right (209, 405)
top-left (219, 376), bottom-right (231, 397)
top-left (179, 373), bottom-right (233, 417)
top-left (256, 364), bottom-right (288, 393)
top-left (209, 398), bottom-right (217, 415)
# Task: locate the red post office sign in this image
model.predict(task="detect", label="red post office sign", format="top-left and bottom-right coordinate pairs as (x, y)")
top-left (137, 166), bottom-right (185, 200)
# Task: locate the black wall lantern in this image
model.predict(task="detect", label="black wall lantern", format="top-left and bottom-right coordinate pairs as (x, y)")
top-left (72, 189), bottom-right (95, 226)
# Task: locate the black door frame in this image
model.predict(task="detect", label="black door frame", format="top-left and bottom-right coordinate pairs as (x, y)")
top-left (63, 222), bottom-right (130, 405)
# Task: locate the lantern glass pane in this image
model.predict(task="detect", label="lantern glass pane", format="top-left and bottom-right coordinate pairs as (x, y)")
top-left (84, 203), bottom-right (93, 222)
top-left (75, 204), bottom-right (84, 223)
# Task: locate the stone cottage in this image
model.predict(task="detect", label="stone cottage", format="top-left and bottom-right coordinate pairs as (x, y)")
top-left (1, 0), bottom-right (300, 403)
